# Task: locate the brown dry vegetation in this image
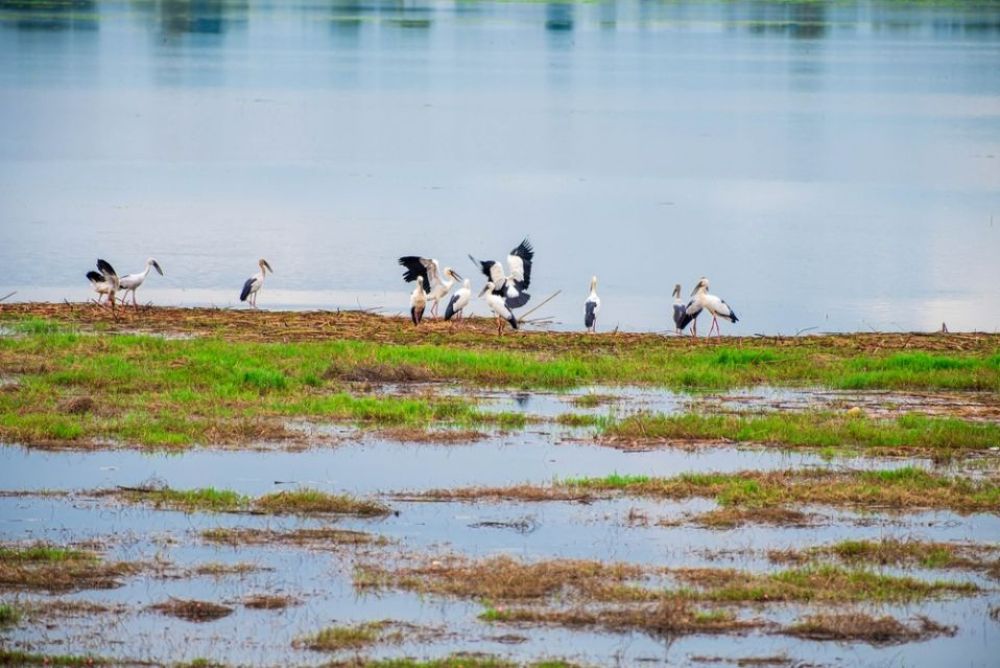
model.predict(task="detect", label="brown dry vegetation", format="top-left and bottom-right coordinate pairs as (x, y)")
top-left (0, 544), bottom-right (140, 593)
top-left (480, 600), bottom-right (762, 637)
top-left (4, 303), bottom-right (996, 354)
top-left (243, 593), bottom-right (300, 610)
top-left (355, 555), bottom-right (644, 601)
top-left (201, 526), bottom-right (386, 548)
top-left (666, 506), bottom-right (816, 529)
top-left (782, 613), bottom-right (955, 645)
top-left (768, 538), bottom-right (1000, 577)
top-left (150, 598), bottom-right (234, 622)
top-left (408, 468), bottom-right (1000, 513)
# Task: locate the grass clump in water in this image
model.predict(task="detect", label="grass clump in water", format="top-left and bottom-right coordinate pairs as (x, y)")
top-left (0, 543), bottom-right (138, 593)
top-left (783, 613), bottom-right (954, 645)
top-left (255, 489), bottom-right (391, 517)
top-left (298, 621), bottom-right (397, 651)
top-left (117, 486), bottom-right (249, 513)
top-left (769, 538), bottom-right (999, 575)
top-left (0, 604), bottom-right (20, 626)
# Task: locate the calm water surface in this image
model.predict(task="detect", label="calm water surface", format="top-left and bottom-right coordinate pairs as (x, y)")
top-left (1, 0), bottom-right (999, 332)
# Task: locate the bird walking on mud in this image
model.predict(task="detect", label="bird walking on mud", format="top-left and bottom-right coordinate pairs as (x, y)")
top-left (118, 258), bottom-right (164, 307)
top-left (584, 275), bottom-right (600, 332)
top-left (86, 259), bottom-right (119, 308)
top-left (239, 258), bottom-right (273, 309)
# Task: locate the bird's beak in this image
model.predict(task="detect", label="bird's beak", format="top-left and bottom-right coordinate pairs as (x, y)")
top-left (263, 260), bottom-right (273, 273)
top-left (451, 270), bottom-right (463, 281)
top-left (153, 261), bottom-right (163, 276)
top-left (478, 284), bottom-right (490, 298)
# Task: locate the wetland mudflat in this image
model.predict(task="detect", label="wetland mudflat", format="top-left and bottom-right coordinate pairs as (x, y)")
top-left (0, 306), bottom-right (998, 666)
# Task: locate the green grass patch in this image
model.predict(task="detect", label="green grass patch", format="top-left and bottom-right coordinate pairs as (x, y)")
top-left (0, 604), bottom-right (20, 626)
top-left (601, 412), bottom-right (1000, 454)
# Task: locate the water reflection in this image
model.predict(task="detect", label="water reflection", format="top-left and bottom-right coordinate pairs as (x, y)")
top-left (0, 0), bottom-right (97, 31)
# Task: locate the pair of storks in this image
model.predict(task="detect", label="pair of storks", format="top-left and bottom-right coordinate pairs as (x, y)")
top-left (85, 258), bottom-right (164, 308)
top-left (399, 238), bottom-right (534, 334)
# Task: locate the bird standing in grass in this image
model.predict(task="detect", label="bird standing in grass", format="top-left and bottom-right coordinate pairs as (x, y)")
top-left (672, 284), bottom-right (688, 334)
top-left (444, 278), bottom-right (472, 323)
top-left (480, 281), bottom-right (518, 335)
top-left (86, 259), bottom-right (119, 307)
top-left (118, 258), bottom-right (164, 307)
top-left (584, 275), bottom-right (600, 332)
top-left (410, 276), bottom-right (428, 325)
top-left (239, 258), bottom-right (273, 308)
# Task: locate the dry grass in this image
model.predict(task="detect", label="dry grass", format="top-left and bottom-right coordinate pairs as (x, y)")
top-left (480, 599), bottom-right (761, 637)
top-left (0, 543), bottom-right (140, 593)
top-left (243, 593), bottom-right (300, 609)
top-left (255, 489), bottom-right (392, 516)
top-left (409, 467), bottom-right (1000, 513)
top-left (768, 538), bottom-right (1000, 576)
top-left (674, 565), bottom-right (977, 603)
top-left (150, 598), bottom-right (233, 622)
top-left (783, 613), bottom-right (955, 645)
top-left (201, 526), bottom-right (385, 548)
top-left (376, 427), bottom-right (488, 444)
top-left (296, 620), bottom-right (409, 652)
top-left (355, 555), bottom-right (644, 601)
top-left (671, 506), bottom-right (816, 529)
top-left (189, 561), bottom-right (261, 577)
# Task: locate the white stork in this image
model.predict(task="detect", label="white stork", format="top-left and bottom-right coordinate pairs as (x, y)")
top-left (397, 256), bottom-right (461, 317)
top-left (584, 275), bottom-right (600, 333)
top-left (479, 281), bottom-right (518, 335)
top-left (468, 238), bottom-right (534, 309)
top-left (679, 277), bottom-right (738, 337)
top-left (672, 284), bottom-right (687, 335)
top-left (239, 258), bottom-right (273, 309)
top-left (444, 278), bottom-right (472, 322)
top-left (85, 259), bottom-right (119, 307)
top-left (410, 276), bottom-right (427, 325)
top-left (118, 258), bottom-right (164, 307)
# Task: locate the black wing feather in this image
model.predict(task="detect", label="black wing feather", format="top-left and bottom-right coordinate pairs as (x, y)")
top-left (239, 278), bottom-right (254, 301)
top-left (673, 304), bottom-right (687, 329)
top-left (96, 259), bottom-right (117, 279)
top-left (505, 291), bottom-right (530, 309)
top-left (398, 256), bottom-right (431, 288)
top-left (509, 238), bottom-right (533, 290)
top-left (468, 255), bottom-right (498, 281)
top-left (585, 301), bottom-right (597, 329)
top-left (86, 271), bottom-right (104, 283)
top-left (444, 293), bottom-right (461, 321)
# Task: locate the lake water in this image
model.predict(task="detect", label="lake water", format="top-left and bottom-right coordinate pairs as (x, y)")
top-left (1, 0), bottom-right (998, 333)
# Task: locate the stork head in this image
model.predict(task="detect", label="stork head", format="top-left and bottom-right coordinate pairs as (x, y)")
top-left (590, 275), bottom-right (598, 291)
top-left (259, 258), bottom-right (273, 274)
top-left (691, 277), bottom-right (709, 296)
top-left (149, 258), bottom-right (164, 275)
top-left (672, 284), bottom-right (681, 299)
top-left (479, 281), bottom-right (495, 298)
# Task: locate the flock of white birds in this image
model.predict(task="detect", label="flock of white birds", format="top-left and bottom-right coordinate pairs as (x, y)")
top-left (84, 240), bottom-right (739, 335)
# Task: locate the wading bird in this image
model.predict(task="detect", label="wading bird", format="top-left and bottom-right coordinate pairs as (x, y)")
top-left (397, 257), bottom-right (461, 317)
top-left (679, 277), bottom-right (738, 337)
top-left (469, 238), bottom-right (534, 309)
top-left (672, 284), bottom-right (688, 334)
top-left (85, 259), bottom-right (119, 307)
top-left (239, 258), bottom-right (273, 308)
top-left (584, 275), bottom-right (600, 332)
top-left (410, 276), bottom-right (427, 325)
top-left (118, 258), bottom-right (164, 307)
top-left (444, 278), bottom-right (472, 322)
top-left (480, 281), bottom-right (518, 335)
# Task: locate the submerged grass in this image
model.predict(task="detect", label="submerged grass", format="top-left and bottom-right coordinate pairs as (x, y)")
top-left (0, 307), bottom-right (996, 446)
top-left (783, 613), bottom-right (954, 645)
top-left (768, 538), bottom-right (999, 576)
top-left (112, 486), bottom-right (391, 517)
top-left (601, 412), bottom-right (1000, 454)
top-left (356, 555), bottom-right (976, 605)
top-left (413, 467), bottom-right (1000, 513)
top-left (0, 543), bottom-right (139, 593)
top-left (298, 621), bottom-right (400, 652)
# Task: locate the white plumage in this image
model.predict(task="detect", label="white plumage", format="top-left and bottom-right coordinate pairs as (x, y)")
top-left (85, 259), bottom-right (119, 307)
top-left (239, 258), bottom-right (272, 308)
top-left (410, 276), bottom-right (427, 325)
top-left (118, 258), bottom-right (164, 307)
top-left (480, 281), bottom-right (518, 335)
top-left (444, 278), bottom-right (472, 322)
top-left (584, 275), bottom-right (600, 332)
